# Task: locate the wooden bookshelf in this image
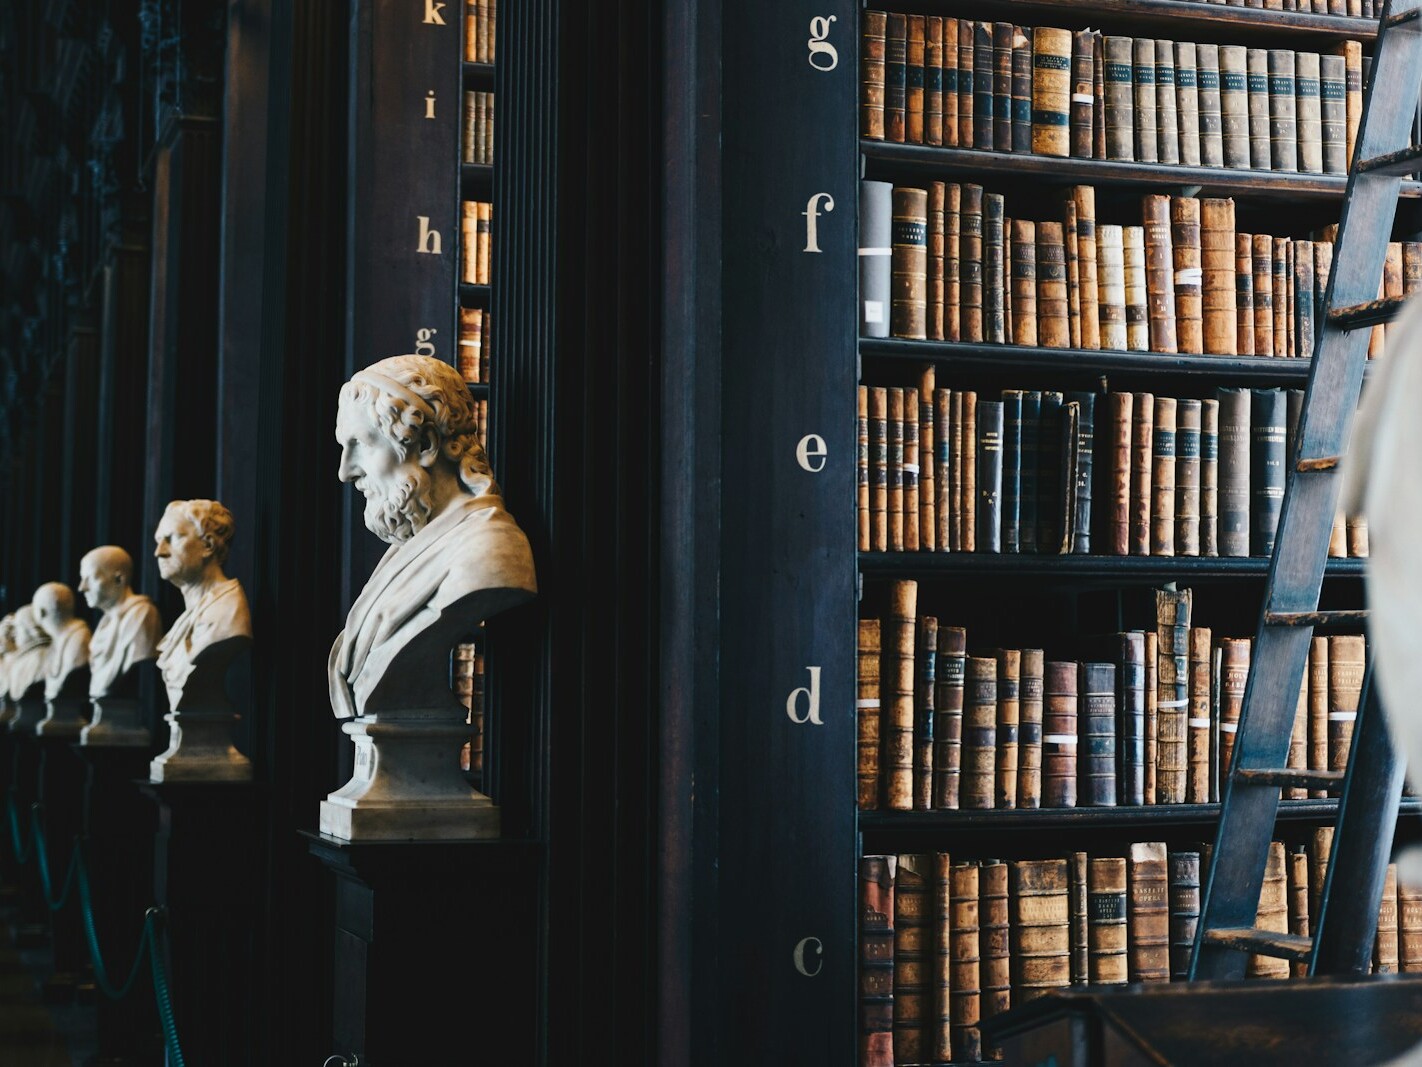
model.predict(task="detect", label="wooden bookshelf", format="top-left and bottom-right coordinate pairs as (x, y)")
top-left (462, 60), bottom-right (495, 88)
top-left (459, 282), bottom-right (492, 308)
top-left (859, 553), bottom-right (1365, 581)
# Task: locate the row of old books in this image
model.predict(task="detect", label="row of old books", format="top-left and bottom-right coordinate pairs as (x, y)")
top-left (461, 201), bottom-right (494, 286)
top-left (1170, 0), bottom-right (1383, 14)
top-left (858, 581), bottom-right (1367, 812)
top-left (458, 308), bottom-right (491, 384)
top-left (454, 641), bottom-right (486, 778)
top-left (462, 90), bottom-right (495, 166)
top-left (861, 13), bottom-right (1364, 176)
top-left (473, 397), bottom-right (489, 445)
top-left (463, 0), bottom-right (497, 63)
top-left (855, 381), bottom-right (1369, 558)
top-left (864, 182), bottom-right (1415, 357)
top-left (859, 835), bottom-right (1410, 1065)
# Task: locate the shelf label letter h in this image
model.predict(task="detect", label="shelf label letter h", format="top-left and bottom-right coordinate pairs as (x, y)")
top-left (416, 216), bottom-right (443, 255)
top-left (786, 666), bottom-right (823, 725)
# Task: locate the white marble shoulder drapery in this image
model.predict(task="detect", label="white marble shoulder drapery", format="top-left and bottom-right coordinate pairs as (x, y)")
top-left (156, 578), bottom-right (252, 710)
top-left (43, 618), bottom-right (91, 699)
top-left (89, 594), bottom-right (162, 698)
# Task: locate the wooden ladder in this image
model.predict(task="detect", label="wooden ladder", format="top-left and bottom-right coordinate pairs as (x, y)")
top-left (1189, 0), bottom-right (1422, 980)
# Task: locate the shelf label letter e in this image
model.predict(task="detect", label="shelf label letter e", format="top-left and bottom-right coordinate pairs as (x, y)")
top-left (786, 667), bottom-right (823, 725)
top-left (796, 434), bottom-right (828, 472)
top-left (794, 937), bottom-right (824, 977)
top-left (807, 16), bottom-right (839, 71)
top-left (803, 193), bottom-right (834, 253)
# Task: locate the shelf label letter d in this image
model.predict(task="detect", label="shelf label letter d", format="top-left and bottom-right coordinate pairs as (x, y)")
top-left (786, 666), bottom-right (823, 725)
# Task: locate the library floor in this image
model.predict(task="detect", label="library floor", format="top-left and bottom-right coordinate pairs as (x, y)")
top-left (0, 918), bottom-right (94, 1067)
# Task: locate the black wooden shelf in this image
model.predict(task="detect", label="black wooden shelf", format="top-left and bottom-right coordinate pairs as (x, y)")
top-left (861, 337), bottom-right (1325, 383)
top-left (462, 61), bottom-right (495, 88)
top-left (461, 162), bottom-right (492, 198)
top-left (459, 282), bottom-right (491, 307)
top-left (860, 142), bottom-right (1422, 202)
top-left (859, 552), bottom-right (1365, 581)
top-left (899, 0), bottom-right (1378, 43)
top-left (467, 382), bottom-right (489, 397)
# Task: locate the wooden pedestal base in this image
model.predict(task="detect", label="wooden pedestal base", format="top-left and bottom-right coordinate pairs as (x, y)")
top-left (34, 736), bottom-right (89, 1001)
top-left (149, 712), bottom-right (252, 782)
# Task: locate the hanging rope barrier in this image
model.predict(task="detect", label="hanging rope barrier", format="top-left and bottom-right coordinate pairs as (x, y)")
top-left (4, 790), bottom-right (186, 1067)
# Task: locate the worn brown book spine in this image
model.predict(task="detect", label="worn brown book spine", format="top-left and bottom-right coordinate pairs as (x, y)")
top-left (1089, 857), bottom-right (1129, 984)
top-left (904, 388), bottom-right (921, 552)
top-left (925, 18), bottom-right (943, 147)
top-left (996, 650), bottom-right (1021, 809)
top-left (920, 368), bottom-right (937, 551)
top-left (1107, 392), bottom-right (1132, 554)
top-left (886, 14), bottom-right (907, 143)
top-left (1308, 638), bottom-right (1329, 798)
top-left (1145, 632), bottom-right (1159, 804)
top-left (1201, 199), bottom-right (1237, 356)
top-left (1128, 842), bottom-right (1171, 981)
top-left (883, 583), bottom-right (918, 812)
top-left (1176, 399), bottom-right (1202, 558)
top-left (1103, 36), bottom-right (1135, 161)
top-left (1142, 195), bottom-right (1178, 354)
top-left (1130, 392), bottom-right (1154, 556)
top-left (1033, 28), bottom-right (1073, 157)
top-left (1071, 31), bottom-right (1095, 158)
top-left (1268, 49), bottom-right (1297, 172)
top-left (1155, 40), bottom-right (1180, 165)
top-left (1252, 234), bottom-right (1274, 358)
top-left (1171, 198), bottom-right (1204, 355)
top-left (1250, 841), bottom-right (1291, 978)
top-left (950, 391), bottom-right (964, 551)
top-left (1079, 662), bottom-right (1118, 807)
top-left (1124, 226), bottom-right (1149, 351)
top-left (1272, 239), bottom-right (1289, 357)
top-left (1399, 881), bottom-right (1422, 973)
top-left (1168, 851), bottom-right (1202, 979)
top-left (928, 183), bottom-right (946, 341)
top-left (870, 387), bottom-right (889, 551)
top-left (1219, 638), bottom-right (1249, 786)
top-left (1376, 863), bottom-right (1401, 975)
top-left (860, 855), bottom-right (896, 1067)
top-left (1349, 516), bottom-right (1369, 557)
top-left (1069, 851), bottom-right (1090, 985)
top-left (1328, 634), bottom-right (1365, 775)
top-left (1012, 26), bottom-right (1033, 154)
top-left (1309, 827), bottom-right (1334, 933)
top-left (1320, 52), bottom-right (1346, 175)
top-left (1332, 40), bottom-right (1361, 169)
top-left (1043, 661), bottom-right (1079, 808)
top-left (980, 861), bottom-right (1011, 1022)
top-left (992, 22), bottom-right (1013, 154)
top-left (888, 388), bottom-right (905, 551)
top-left (1156, 587), bottom-right (1192, 804)
top-left (1174, 41), bottom-right (1200, 166)
top-left (934, 626), bottom-right (966, 810)
top-left (1287, 847), bottom-right (1310, 977)
top-left (894, 854), bottom-right (928, 1061)
top-left (905, 16), bottom-right (926, 145)
top-left (1037, 222), bottom-right (1069, 348)
top-left (1010, 220), bottom-right (1038, 346)
top-left (931, 855), bottom-right (953, 1061)
top-left (1235, 234), bottom-right (1255, 356)
top-left (859, 387), bottom-right (871, 552)
top-left (1094, 31), bottom-right (1106, 160)
top-left (1018, 649), bottom-right (1044, 810)
top-left (950, 863), bottom-right (982, 1062)
top-left (1074, 186), bottom-right (1101, 349)
top-left (1186, 627), bottom-right (1212, 802)
top-left (961, 185), bottom-right (984, 343)
top-left (946, 184), bottom-right (962, 342)
top-left (891, 187), bottom-right (929, 341)
top-left (1151, 396), bottom-right (1177, 557)
top-left (1221, 44), bottom-right (1250, 168)
top-left (1296, 51), bottom-right (1323, 174)
top-left (1201, 398), bottom-right (1219, 556)
top-left (1099, 224), bottom-right (1127, 351)
top-left (962, 391), bottom-right (978, 552)
top-left (913, 616), bottom-right (936, 811)
top-left (1064, 199), bottom-right (1082, 349)
top-left (859, 620), bottom-right (884, 810)
top-left (1011, 859), bottom-right (1072, 1002)
top-left (1197, 43), bottom-right (1224, 168)
top-left (1247, 48), bottom-right (1271, 170)
top-left (935, 390), bottom-right (952, 554)
top-left (974, 21), bottom-right (994, 150)
top-left (984, 193), bottom-right (1007, 344)
top-left (943, 18), bottom-right (959, 149)
top-left (1134, 38), bottom-right (1159, 163)
top-left (963, 657), bottom-right (998, 810)
top-left (957, 21), bottom-right (975, 149)
top-left (1286, 663), bottom-right (1309, 801)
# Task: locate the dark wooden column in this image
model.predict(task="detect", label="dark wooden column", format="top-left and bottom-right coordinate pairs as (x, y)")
top-left (59, 318), bottom-right (101, 579)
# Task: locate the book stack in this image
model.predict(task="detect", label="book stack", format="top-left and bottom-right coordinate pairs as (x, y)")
top-left (861, 12), bottom-right (1364, 175)
top-left (454, 641), bottom-right (485, 778)
top-left (462, 91), bottom-right (495, 165)
top-left (855, 580), bottom-right (1369, 811)
top-left (1164, 0), bottom-right (1383, 14)
top-left (856, 381), bottom-right (1370, 558)
top-left (461, 201), bottom-right (494, 285)
top-left (858, 839), bottom-right (1405, 1065)
top-left (463, 0), bottom-right (497, 63)
top-left (458, 308), bottom-right (491, 384)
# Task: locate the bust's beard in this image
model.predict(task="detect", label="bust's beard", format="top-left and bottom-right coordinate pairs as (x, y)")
top-left (363, 466), bottom-right (435, 544)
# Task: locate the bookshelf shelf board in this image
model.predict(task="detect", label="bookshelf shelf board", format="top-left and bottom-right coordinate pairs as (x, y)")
top-left (459, 282), bottom-right (491, 307)
top-left (858, 552), bottom-right (1364, 582)
top-left (861, 142), bottom-right (1422, 202)
top-left (861, 338), bottom-right (1325, 383)
top-left (909, 0), bottom-right (1378, 44)
top-left (462, 61), bottom-right (495, 88)
top-left (461, 163), bottom-right (493, 198)
top-left (467, 382), bottom-right (489, 397)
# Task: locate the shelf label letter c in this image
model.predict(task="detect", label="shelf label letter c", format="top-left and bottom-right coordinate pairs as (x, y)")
top-left (802, 193), bottom-right (834, 254)
top-left (807, 17), bottom-right (839, 71)
top-left (794, 937), bottom-right (824, 977)
top-left (786, 667), bottom-right (823, 725)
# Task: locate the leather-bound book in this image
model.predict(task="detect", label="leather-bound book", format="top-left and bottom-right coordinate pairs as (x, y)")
top-left (946, 184), bottom-right (962, 341)
top-left (964, 657), bottom-right (998, 810)
top-left (1175, 399), bottom-right (1202, 557)
top-left (934, 626), bottom-right (967, 809)
top-left (870, 387), bottom-right (889, 551)
top-left (1250, 389), bottom-right (1286, 555)
top-left (1251, 234), bottom-right (1274, 357)
top-left (1133, 38), bottom-right (1159, 163)
top-left (891, 187), bottom-right (929, 340)
top-left (1349, 515), bottom-right (1370, 558)
top-left (1142, 195), bottom-right (1178, 354)
top-left (1013, 26), bottom-right (1034, 154)
top-left (980, 861), bottom-right (1011, 1020)
top-left (883, 582), bottom-right (918, 811)
top-left (1168, 851), bottom-right (1202, 979)
top-left (1156, 586), bottom-right (1192, 805)
top-left (860, 855), bottom-right (897, 1067)
top-left (906, 16), bottom-right (926, 145)
top-left (1294, 238), bottom-right (1315, 360)
top-left (1287, 847), bottom-right (1310, 976)
top-left (1267, 50), bottom-right (1298, 172)
top-left (1037, 222), bottom-right (1070, 348)
top-left (1173, 41), bottom-right (1199, 166)
top-left (950, 392), bottom-right (964, 551)
top-left (1186, 627), bottom-right (1212, 802)
top-left (1094, 31), bottom-right (1107, 160)
top-left (1155, 40), bottom-right (1181, 166)
top-left (1376, 863), bottom-right (1400, 975)
top-left (1405, 241), bottom-right (1422, 296)
top-left (1106, 392), bottom-right (1132, 554)
top-left (1004, 210), bottom-right (1014, 345)
top-left (1234, 234), bottom-right (1255, 356)
top-left (928, 184), bottom-right (946, 341)
top-left (1071, 31), bottom-right (1096, 158)
top-left (1201, 198), bottom-right (1237, 356)
top-left (1201, 398), bottom-right (1219, 556)
top-left (1308, 638), bottom-right (1329, 797)
top-left (1069, 852), bottom-right (1090, 985)
top-left (921, 369), bottom-right (937, 550)
top-left (1080, 662), bottom-right (1118, 806)
top-left (1219, 637), bottom-right (1249, 786)
top-left (957, 21), bottom-right (975, 149)
top-left (1103, 37), bottom-right (1136, 161)
top-left (1065, 199), bottom-right (1082, 349)
top-left (1337, 40), bottom-right (1361, 168)
top-left (932, 854), bottom-right (953, 1061)
top-left (1296, 51), bottom-right (1322, 174)
top-left (914, 617), bottom-right (938, 810)
top-left (904, 388), bottom-right (920, 551)
top-left (1074, 186), bottom-right (1102, 350)
top-left (1020, 391), bottom-right (1042, 553)
top-left (1003, 390), bottom-right (1024, 553)
top-left (1309, 826), bottom-right (1333, 931)
top-left (962, 392), bottom-right (978, 552)
top-left (1328, 635), bottom-right (1365, 775)
top-left (894, 854), bottom-right (929, 1061)
top-left (1039, 393), bottom-right (1065, 551)
top-left (974, 21), bottom-right (994, 150)
top-left (992, 22), bottom-right (1013, 153)
top-left (1249, 841), bottom-right (1291, 978)
top-left (984, 193), bottom-right (1007, 344)
top-left (1032, 28), bottom-right (1072, 157)
top-left (1145, 632), bottom-right (1159, 804)
top-left (1246, 49), bottom-right (1271, 170)
top-left (1220, 45), bottom-right (1251, 169)
top-left (1117, 631), bottom-right (1148, 806)
top-left (1099, 224), bottom-right (1128, 351)
top-left (888, 388), bottom-right (905, 551)
top-left (1019, 649), bottom-right (1045, 809)
top-left (1124, 226), bottom-right (1149, 351)
top-left (1151, 396), bottom-right (1177, 557)
top-left (1272, 240), bottom-right (1290, 358)
top-left (1197, 44), bottom-right (1224, 168)
top-left (859, 387), bottom-right (871, 551)
top-left (925, 18), bottom-right (943, 146)
top-left (1044, 661), bottom-right (1079, 808)
top-left (886, 14), bottom-right (907, 143)
top-left (1066, 391), bottom-right (1095, 554)
top-left (943, 18), bottom-right (960, 148)
top-left (996, 649), bottom-right (1021, 809)
top-left (860, 181), bottom-right (893, 339)
top-left (1089, 857), bottom-right (1129, 984)
top-left (961, 184), bottom-right (985, 343)
top-left (1384, 240), bottom-right (1405, 351)
top-left (1320, 53), bottom-right (1346, 175)
top-left (1399, 881), bottom-right (1422, 973)
top-left (1130, 391), bottom-right (1155, 556)
top-left (936, 390), bottom-right (953, 553)
top-left (950, 863), bottom-right (982, 1061)
top-left (1171, 197), bottom-right (1204, 355)
top-left (859, 619), bottom-right (884, 809)
top-left (1011, 858), bottom-right (1072, 1002)
top-left (1287, 664), bottom-right (1309, 801)
top-left (1128, 842), bottom-right (1171, 982)
top-left (1057, 400), bottom-right (1082, 555)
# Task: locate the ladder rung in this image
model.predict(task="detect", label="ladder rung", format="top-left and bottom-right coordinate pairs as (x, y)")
top-left (1265, 609), bottom-right (1369, 627)
top-left (1385, 5), bottom-right (1422, 27)
top-left (1233, 768), bottom-right (1346, 789)
top-left (1355, 144), bottom-right (1422, 177)
top-left (1203, 927), bottom-right (1315, 963)
top-left (1296, 455), bottom-right (1340, 472)
top-left (1329, 296), bottom-right (1407, 330)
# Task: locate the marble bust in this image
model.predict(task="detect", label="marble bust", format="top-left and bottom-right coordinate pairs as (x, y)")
top-left (33, 582), bottom-right (92, 738)
top-left (321, 355), bottom-right (536, 840)
top-left (80, 546), bottom-right (163, 699)
top-left (0, 614), bottom-right (15, 725)
top-left (7, 604), bottom-right (52, 731)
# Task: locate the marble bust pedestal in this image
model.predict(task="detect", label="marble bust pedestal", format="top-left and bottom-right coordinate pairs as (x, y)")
top-left (34, 668), bottom-right (91, 741)
top-left (149, 636), bottom-right (252, 782)
top-left (10, 681), bottom-right (48, 734)
top-left (81, 665), bottom-right (153, 747)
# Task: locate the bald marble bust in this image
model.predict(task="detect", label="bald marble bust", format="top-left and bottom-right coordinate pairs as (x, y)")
top-left (80, 546), bottom-right (163, 699)
top-left (33, 583), bottom-right (89, 701)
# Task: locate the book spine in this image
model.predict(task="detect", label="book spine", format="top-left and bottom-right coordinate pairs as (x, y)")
top-left (1296, 237), bottom-right (1315, 360)
top-left (974, 21), bottom-right (994, 151)
top-left (1064, 199), bottom-right (1081, 349)
top-left (860, 856), bottom-right (896, 1067)
top-left (888, 388), bottom-right (904, 551)
top-left (1186, 626), bottom-right (1212, 802)
top-left (1020, 391), bottom-right (1041, 553)
top-left (1128, 842), bottom-right (1171, 981)
top-left (1106, 392), bottom-right (1132, 554)
top-left (913, 617), bottom-right (936, 810)
top-left (1010, 220), bottom-right (1038, 346)
top-left (1176, 42), bottom-right (1202, 168)
top-left (1320, 54), bottom-right (1346, 174)
top-left (1220, 45), bottom-right (1251, 168)
top-left (1119, 631), bottom-right (1148, 806)
top-left (1142, 195), bottom-right (1178, 354)
top-left (931, 854), bottom-right (953, 1061)
top-left (980, 861), bottom-right (1011, 1021)
top-left (1133, 38), bottom-right (1159, 163)
top-left (1130, 391), bottom-right (1155, 556)
top-left (1033, 28), bottom-right (1073, 157)
top-left (1171, 197), bottom-right (1204, 355)
top-left (1201, 398), bottom-right (1219, 556)
top-left (1019, 648), bottom-right (1045, 809)
top-left (884, 581), bottom-right (918, 810)
top-left (1003, 390), bottom-right (1023, 553)
top-left (859, 387), bottom-right (870, 552)
top-left (1155, 40), bottom-right (1180, 166)
top-left (1249, 842), bottom-right (1291, 978)
top-left (1043, 661), bottom-right (1079, 808)
top-left (1400, 882), bottom-right (1422, 973)
top-left (993, 22), bottom-right (1014, 154)
top-left (1088, 856), bottom-right (1129, 984)
top-left (1067, 391), bottom-right (1095, 554)
top-left (1296, 51), bottom-right (1323, 174)
top-left (858, 619), bottom-right (883, 809)
top-left (1155, 587), bottom-right (1192, 805)
top-left (906, 16), bottom-right (925, 145)
top-left (1287, 847), bottom-right (1310, 975)
top-left (1103, 37), bottom-right (1136, 161)
top-left (1308, 638), bottom-right (1329, 797)
top-left (933, 626), bottom-right (966, 809)
top-left (1247, 49), bottom-right (1271, 169)
top-left (1071, 30), bottom-right (1095, 158)
top-left (1252, 234), bottom-right (1274, 357)
top-left (1074, 186), bottom-right (1101, 350)
top-left (1197, 44), bottom-right (1224, 167)
top-left (950, 392), bottom-right (963, 550)
top-left (1010, 858), bottom-right (1072, 1002)
top-left (1310, 826), bottom-right (1334, 927)
top-left (1287, 664), bottom-right (1309, 801)
top-left (861, 12), bottom-right (888, 139)
top-left (1124, 226), bottom-right (1149, 351)
top-left (1098, 224), bottom-right (1127, 351)
top-left (1039, 392), bottom-right (1064, 551)
top-left (1058, 400), bottom-right (1081, 554)
top-left (984, 193), bottom-right (1007, 344)
top-left (943, 19), bottom-right (959, 150)
top-left (1176, 398), bottom-right (1202, 557)
top-left (1070, 851), bottom-right (1090, 984)
top-left (886, 14), bottom-right (907, 143)
top-left (1268, 49), bottom-right (1298, 172)
top-left (870, 387), bottom-right (889, 551)
top-left (904, 388), bottom-right (920, 551)
top-left (1168, 852), bottom-right (1202, 980)
top-left (963, 657), bottom-right (998, 810)
top-left (893, 854), bottom-right (928, 1061)
top-left (920, 369), bottom-right (937, 551)
top-left (1145, 632), bottom-right (1159, 804)
top-left (949, 863), bottom-right (982, 1062)
top-left (891, 187), bottom-right (929, 341)
top-left (928, 184), bottom-right (945, 341)
top-left (946, 184), bottom-right (962, 341)
top-left (1272, 237), bottom-right (1289, 358)
top-left (962, 391), bottom-right (977, 551)
top-left (957, 21), bottom-right (974, 149)
top-left (1235, 233), bottom-right (1255, 356)
top-left (1334, 40), bottom-right (1361, 169)
top-left (1201, 198), bottom-right (1238, 356)
top-left (935, 389), bottom-right (953, 552)
top-left (961, 185), bottom-right (984, 343)
top-left (1079, 662), bottom-right (1118, 807)
top-left (1037, 222), bottom-right (1070, 348)
top-left (978, 401), bottom-right (1004, 554)
top-left (1151, 396), bottom-right (1177, 557)
top-left (925, 17), bottom-right (943, 147)
top-left (1377, 864), bottom-right (1401, 975)
top-left (1094, 31), bottom-right (1107, 160)
top-left (1251, 389), bottom-right (1287, 555)
top-left (1219, 637), bottom-right (1249, 787)
top-left (1012, 26), bottom-right (1034, 154)
top-left (1328, 634), bottom-right (1365, 774)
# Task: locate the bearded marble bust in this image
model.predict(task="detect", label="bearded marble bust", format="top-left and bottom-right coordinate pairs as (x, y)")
top-left (80, 545), bottom-right (163, 699)
top-left (329, 355), bottom-right (537, 718)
